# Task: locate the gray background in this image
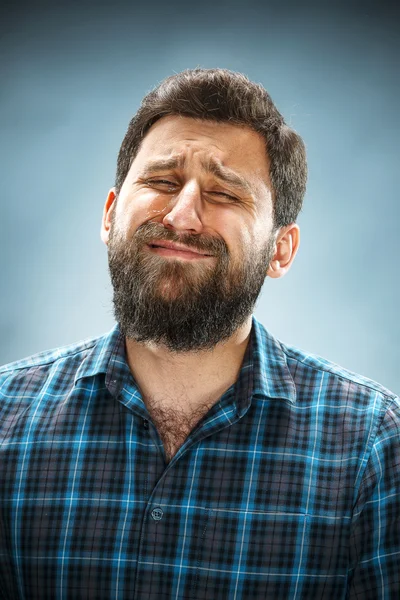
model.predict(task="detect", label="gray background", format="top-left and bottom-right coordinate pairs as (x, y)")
top-left (1, 0), bottom-right (399, 394)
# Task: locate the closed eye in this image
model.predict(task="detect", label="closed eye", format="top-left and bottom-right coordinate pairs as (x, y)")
top-left (211, 191), bottom-right (238, 201)
top-left (146, 179), bottom-right (176, 186)
top-left (208, 192), bottom-right (239, 202)
top-left (146, 180), bottom-right (238, 202)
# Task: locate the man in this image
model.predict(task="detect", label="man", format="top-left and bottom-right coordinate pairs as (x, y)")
top-left (0, 68), bottom-right (399, 599)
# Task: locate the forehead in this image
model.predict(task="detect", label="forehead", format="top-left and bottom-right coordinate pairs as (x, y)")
top-left (133, 115), bottom-right (272, 189)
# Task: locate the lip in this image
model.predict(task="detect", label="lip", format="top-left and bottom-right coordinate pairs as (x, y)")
top-left (147, 240), bottom-right (213, 257)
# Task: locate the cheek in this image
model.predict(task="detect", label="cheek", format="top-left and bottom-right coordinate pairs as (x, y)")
top-left (143, 192), bottom-right (178, 221)
top-left (215, 219), bottom-right (250, 263)
top-left (227, 224), bottom-right (268, 268)
top-left (116, 191), bottom-right (171, 235)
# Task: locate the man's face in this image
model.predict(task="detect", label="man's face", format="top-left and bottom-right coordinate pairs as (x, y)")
top-left (102, 115), bottom-right (278, 352)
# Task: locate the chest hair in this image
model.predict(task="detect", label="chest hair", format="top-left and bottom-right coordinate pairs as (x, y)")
top-left (144, 394), bottom-right (217, 462)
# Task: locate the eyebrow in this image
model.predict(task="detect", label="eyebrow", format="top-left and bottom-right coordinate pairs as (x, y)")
top-left (139, 155), bottom-right (255, 196)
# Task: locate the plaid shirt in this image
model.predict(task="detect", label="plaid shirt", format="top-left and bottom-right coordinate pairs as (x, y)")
top-left (0, 317), bottom-right (399, 599)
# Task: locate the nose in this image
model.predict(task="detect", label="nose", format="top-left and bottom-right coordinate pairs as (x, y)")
top-left (162, 181), bottom-right (203, 233)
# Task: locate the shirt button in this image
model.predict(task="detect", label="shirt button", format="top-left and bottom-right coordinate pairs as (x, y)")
top-left (151, 507), bottom-right (164, 521)
top-left (143, 419), bottom-right (149, 430)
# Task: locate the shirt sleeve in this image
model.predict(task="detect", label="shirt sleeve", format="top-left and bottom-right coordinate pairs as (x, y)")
top-left (347, 397), bottom-right (400, 599)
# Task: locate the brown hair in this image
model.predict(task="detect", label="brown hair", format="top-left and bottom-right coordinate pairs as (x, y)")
top-left (115, 68), bottom-right (307, 230)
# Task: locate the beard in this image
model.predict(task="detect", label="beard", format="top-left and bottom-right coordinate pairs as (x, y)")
top-left (107, 218), bottom-right (275, 353)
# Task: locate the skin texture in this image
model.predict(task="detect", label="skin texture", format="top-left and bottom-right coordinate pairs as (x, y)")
top-left (101, 115), bottom-right (300, 460)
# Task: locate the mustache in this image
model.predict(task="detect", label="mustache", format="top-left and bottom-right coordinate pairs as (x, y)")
top-left (133, 221), bottom-right (229, 258)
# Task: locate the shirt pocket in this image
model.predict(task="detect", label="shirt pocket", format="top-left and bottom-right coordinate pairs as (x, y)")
top-left (192, 508), bottom-right (309, 599)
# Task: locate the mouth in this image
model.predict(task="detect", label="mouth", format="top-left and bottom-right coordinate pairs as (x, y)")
top-left (147, 241), bottom-right (214, 260)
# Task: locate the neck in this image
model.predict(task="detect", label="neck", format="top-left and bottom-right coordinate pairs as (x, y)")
top-left (124, 316), bottom-right (253, 410)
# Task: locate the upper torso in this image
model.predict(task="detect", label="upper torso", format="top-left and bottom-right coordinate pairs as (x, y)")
top-left (0, 317), bottom-right (399, 599)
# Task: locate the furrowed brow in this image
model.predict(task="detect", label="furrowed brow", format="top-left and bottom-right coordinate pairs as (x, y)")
top-left (139, 155), bottom-right (254, 196)
top-left (201, 159), bottom-right (254, 196)
top-left (139, 156), bottom-right (185, 176)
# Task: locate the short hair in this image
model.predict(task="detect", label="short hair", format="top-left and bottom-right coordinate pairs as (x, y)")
top-left (115, 68), bottom-right (307, 230)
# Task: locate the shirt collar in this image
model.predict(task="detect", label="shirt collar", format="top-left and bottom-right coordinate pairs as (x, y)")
top-left (74, 316), bottom-right (296, 405)
top-left (250, 316), bottom-right (296, 405)
top-left (74, 322), bottom-right (124, 391)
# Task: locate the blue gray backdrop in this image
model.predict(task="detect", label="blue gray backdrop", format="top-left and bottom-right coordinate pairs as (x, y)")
top-left (1, 0), bottom-right (399, 394)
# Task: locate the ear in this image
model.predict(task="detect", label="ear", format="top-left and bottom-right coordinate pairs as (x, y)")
top-left (100, 188), bottom-right (117, 246)
top-left (267, 223), bottom-right (300, 279)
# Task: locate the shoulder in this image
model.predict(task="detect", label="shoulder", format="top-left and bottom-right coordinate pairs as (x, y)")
top-left (0, 334), bottom-right (104, 426)
top-left (281, 340), bottom-right (397, 401)
top-left (253, 317), bottom-right (397, 407)
top-left (271, 334), bottom-right (400, 494)
top-left (278, 338), bottom-right (400, 446)
top-left (252, 318), bottom-right (399, 446)
top-left (0, 334), bottom-right (100, 377)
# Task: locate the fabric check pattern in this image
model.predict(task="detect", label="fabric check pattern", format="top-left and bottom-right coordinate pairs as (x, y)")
top-left (0, 316), bottom-right (399, 599)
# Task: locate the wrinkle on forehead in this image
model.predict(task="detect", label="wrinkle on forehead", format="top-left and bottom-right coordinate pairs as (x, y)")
top-left (143, 115), bottom-right (269, 164)
top-left (132, 115), bottom-right (273, 200)
top-left (138, 153), bottom-right (257, 197)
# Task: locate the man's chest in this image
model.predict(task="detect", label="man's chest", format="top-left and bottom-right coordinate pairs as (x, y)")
top-left (0, 397), bottom-right (354, 599)
top-left (143, 393), bottom-right (218, 462)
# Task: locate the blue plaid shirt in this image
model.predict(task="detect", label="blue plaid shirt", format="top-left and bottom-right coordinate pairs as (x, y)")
top-left (1, 316), bottom-right (399, 599)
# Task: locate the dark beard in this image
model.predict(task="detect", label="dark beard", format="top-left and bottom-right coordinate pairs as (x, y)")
top-left (107, 220), bottom-right (275, 352)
